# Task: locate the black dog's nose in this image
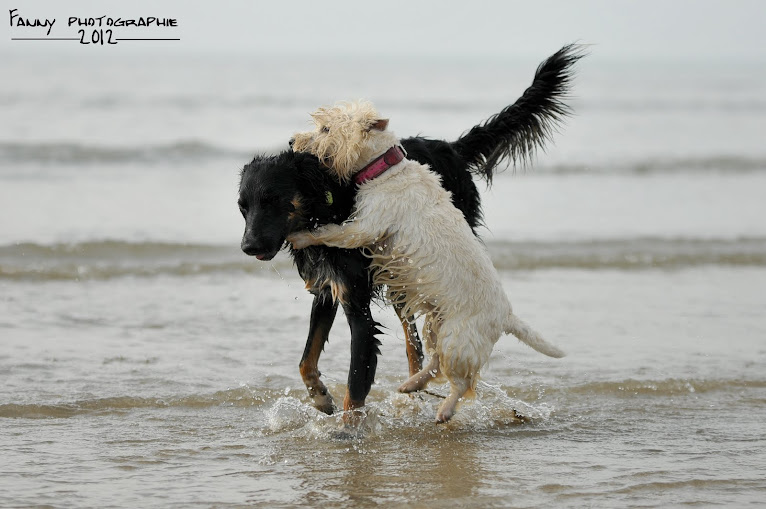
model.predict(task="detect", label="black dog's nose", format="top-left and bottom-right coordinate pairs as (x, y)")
top-left (241, 236), bottom-right (261, 256)
top-left (241, 233), bottom-right (278, 261)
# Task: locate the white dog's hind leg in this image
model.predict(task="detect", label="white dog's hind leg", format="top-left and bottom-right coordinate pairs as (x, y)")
top-left (398, 352), bottom-right (441, 393)
top-left (436, 376), bottom-right (471, 423)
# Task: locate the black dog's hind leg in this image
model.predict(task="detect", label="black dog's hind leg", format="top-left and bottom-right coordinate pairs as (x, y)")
top-left (393, 303), bottom-right (424, 376)
top-left (299, 290), bottom-right (338, 414)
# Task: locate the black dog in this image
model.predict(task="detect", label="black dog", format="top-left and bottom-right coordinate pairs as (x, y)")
top-left (238, 44), bottom-right (582, 416)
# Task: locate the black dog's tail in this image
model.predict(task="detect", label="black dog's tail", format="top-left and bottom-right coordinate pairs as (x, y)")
top-left (452, 43), bottom-right (586, 184)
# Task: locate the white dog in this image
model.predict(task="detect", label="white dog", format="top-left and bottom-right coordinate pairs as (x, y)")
top-left (289, 100), bottom-right (564, 423)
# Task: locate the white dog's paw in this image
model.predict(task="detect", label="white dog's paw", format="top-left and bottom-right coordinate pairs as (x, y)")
top-left (436, 397), bottom-right (462, 424)
top-left (287, 231), bottom-right (316, 250)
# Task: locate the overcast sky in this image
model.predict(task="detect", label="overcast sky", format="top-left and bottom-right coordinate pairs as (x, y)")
top-left (3, 0), bottom-right (766, 62)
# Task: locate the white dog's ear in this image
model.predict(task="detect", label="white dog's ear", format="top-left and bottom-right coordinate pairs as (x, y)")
top-left (369, 119), bottom-right (389, 131)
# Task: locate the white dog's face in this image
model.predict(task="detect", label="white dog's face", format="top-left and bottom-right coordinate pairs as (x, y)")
top-left (292, 100), bottom-right (397, 182)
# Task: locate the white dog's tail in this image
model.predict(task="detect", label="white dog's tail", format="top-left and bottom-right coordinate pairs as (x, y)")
top-left (505, 312), bottom-right (565, 358)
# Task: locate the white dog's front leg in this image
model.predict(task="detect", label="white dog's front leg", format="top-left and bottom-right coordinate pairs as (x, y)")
top-left (288, 222), bottom-right (379, 250)
top-left (287, 230), bottom-right (323, 250)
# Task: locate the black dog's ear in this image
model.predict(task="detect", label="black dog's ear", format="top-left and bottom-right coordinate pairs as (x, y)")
top-left (293, 151), bottom-right (318, 172)
top-left (288, 138), bottom-right (295, 148)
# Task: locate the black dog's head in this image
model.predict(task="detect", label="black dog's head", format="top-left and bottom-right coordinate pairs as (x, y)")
top-left (238, 150), bottom-right (354, 261)
top-left (238, 151), bottom-right (301, 260)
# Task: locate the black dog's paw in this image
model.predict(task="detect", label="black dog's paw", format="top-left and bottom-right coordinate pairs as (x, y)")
top-left (312, 393), bottom-right (336, 415)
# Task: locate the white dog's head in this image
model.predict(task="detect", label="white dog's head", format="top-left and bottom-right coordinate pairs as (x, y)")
top-left (292, 100), bottom-right (398, 182)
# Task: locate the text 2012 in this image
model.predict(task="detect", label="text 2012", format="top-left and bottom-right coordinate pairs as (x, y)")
top-left (78, 28), bottom-right (116, 45)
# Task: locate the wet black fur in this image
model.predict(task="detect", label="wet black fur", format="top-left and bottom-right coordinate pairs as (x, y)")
top-left (238, 44), bottom-right (582, 411)
top-left (455, 43), bottom-right (586, 183)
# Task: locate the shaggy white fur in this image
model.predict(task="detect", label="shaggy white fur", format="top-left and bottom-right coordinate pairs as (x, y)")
top-left (292, 101), bottom-right (391, 182)
top-left (289, 100), bottom-right (564, 423)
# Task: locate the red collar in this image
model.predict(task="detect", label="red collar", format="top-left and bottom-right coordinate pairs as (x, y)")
top-left (353, 146), bottom-right (406, 185)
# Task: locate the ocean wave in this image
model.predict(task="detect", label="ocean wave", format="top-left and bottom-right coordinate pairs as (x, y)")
top-left (6, 90), bottom-right (765, 114)
top-left (0, 241), bottom-right (249, 281)
top-left (535, 155), bottom-right (766, 175)
top-left (563, 378), bottom-right (766, 397)
top-left (3, 237), bottom-right (766, 281)
top-left (488, 237), bottom-right (766, 270)
top-left (2, 139), bottom-right (764, 174)
top-left (4, 377), bottom-right (760, 425)
top-left (0, 386), bottom-right (534, 433)
top-left (0, 92), bottom-right (315, 112)
top-left (0, 140), bottom-right (253, 165)
top-left (501, 377), bottom-right (766, 405)
top-left (578, 98), bottom-right (766, 113)
top-left (0, 386), bottom-right (276, 419)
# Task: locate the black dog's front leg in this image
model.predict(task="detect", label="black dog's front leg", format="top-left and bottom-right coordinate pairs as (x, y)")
top-left (299, 290), bottom-right (338, 414)
top-left (342, 299), bottom-right (382, 416)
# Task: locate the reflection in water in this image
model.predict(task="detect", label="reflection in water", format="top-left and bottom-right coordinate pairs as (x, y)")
top-left (287, 425), bottom-right (487, 507)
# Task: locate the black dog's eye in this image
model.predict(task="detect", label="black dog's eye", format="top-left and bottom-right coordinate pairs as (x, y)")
top-left (238, 200), bottom-right (247, 217)
top-left (259, 196), bottom-right (284, 211)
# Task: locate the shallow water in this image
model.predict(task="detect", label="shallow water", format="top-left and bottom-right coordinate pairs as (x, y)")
top-left (2, 52), bottom-right (766, 507)
top-left (2, 266), bottom-right (765, 507)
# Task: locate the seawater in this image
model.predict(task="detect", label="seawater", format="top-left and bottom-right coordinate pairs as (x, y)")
top-left (1, 52), bottom-right (765, 508)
